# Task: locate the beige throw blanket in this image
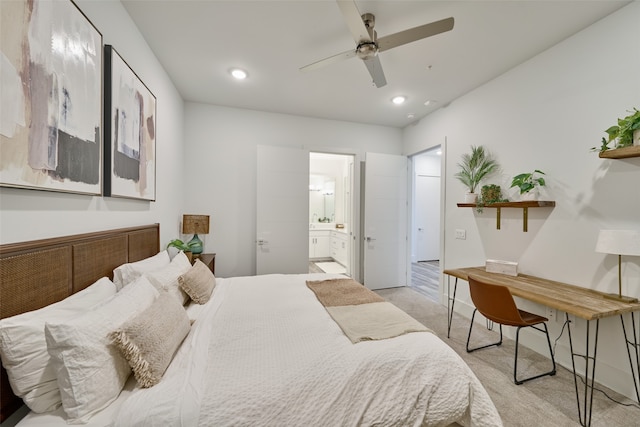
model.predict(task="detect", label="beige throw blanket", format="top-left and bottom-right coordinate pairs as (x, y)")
top-left (307, 278), bottom-right (432, 343)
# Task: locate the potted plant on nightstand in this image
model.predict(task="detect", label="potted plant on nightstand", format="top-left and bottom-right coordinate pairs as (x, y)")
top-left (592, 108), bottom-right (640, 154)
top-left (510, 169), bottom-right (546, 201)
top-left (167, 239), bottom-right (193, 263)
top-left (454, 145), bottom-right (499, 203)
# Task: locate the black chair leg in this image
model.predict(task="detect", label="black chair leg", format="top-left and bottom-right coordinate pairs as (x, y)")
top-left (514, 322), bottom-right (557, 385)
top-left (466, 309), bottom-right (503, 353)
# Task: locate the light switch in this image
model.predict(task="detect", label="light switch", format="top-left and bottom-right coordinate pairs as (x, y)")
top-left (455, 229), bottom-right (466, 240)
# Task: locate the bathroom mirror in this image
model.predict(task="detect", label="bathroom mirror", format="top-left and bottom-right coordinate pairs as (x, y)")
top-left (309, 175), bottom-right (334, 222)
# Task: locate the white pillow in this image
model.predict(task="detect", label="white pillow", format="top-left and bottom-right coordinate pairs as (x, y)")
top-left (45, 276), bottom-right (159, 423)
top-left (113, 250), bottom-right (170, 290)
top-left (0, 278), bottom-right (116, 413)
top-left (145, 251), bottom-right (192, 305)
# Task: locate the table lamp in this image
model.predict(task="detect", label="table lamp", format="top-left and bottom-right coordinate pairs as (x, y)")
top-left (595, 229), bottom-right (640, 303)
top-left (182, 214), bottom-right (210, 257)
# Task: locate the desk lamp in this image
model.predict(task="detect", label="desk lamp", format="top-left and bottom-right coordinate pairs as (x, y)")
top-left (182, 214), bottom-right (210, 257)
top-left (595, 229), bottom-right (640, 303)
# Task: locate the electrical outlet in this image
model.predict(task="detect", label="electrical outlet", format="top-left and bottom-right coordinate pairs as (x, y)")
top-left (455, 229), bottom-right (466, 240)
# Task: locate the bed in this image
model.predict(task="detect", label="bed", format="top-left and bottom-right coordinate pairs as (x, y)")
top-left (0, 225), bottom-right (502, 426)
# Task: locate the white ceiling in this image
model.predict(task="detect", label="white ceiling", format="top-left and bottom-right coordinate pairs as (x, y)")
top-left (121, 0), bottom-right (629, 129)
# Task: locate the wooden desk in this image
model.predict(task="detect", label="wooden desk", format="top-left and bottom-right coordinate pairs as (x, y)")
top-left (444, 267), bottom-right (640, 427)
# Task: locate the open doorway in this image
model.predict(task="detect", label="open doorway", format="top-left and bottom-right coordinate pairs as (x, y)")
top-left (410, 146), bottom-right (441, 301)
top-left (309, 152), bottom-right (355, 277)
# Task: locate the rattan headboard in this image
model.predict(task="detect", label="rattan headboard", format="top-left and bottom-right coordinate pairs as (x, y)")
top-left (0, 224), bottom-right (160, 422)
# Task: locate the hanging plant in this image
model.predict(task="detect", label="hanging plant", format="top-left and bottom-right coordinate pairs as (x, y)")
top-left (592, 108), bottom-right (640, 153)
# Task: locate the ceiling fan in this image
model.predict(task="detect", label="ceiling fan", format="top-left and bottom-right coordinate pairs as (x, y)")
top-left (300, 0), bottom-right (454, 88)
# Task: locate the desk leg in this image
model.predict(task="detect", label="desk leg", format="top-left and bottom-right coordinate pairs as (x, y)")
top-left (567, 314), bottom-right (599, 427)
top-left (447, 276), bottom-right (458, 339)
top-left (620, 312), bottom-right (640, 403)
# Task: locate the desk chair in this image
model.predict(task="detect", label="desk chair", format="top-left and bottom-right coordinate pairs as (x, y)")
top-left (466, 275), bottom-right (557, 385)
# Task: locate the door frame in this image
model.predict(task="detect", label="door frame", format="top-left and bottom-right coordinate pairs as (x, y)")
top-left (309, 150), bottom-right (359, 281)
top-left (407, 140), bottom-right (447, 305)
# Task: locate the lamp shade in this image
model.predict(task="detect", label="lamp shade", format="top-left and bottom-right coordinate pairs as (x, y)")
top-left (182, 214), bottom-right (210, 235)
top-left (595, 230), bottom-right (640, 256)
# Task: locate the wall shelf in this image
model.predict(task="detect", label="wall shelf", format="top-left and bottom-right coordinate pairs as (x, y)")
top-left (457, 201), bottom-right (556, 232)
top-left (598, 146), bottom-right (640, 159)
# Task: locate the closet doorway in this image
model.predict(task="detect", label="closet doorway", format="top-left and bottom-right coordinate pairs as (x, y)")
top-left (309, 152), bottom-right (354, 277)
top-left (410, 146), bottom-right (441, 302)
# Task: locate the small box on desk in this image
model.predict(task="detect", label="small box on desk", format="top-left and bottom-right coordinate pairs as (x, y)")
top-left (485, 259), bottom-right (518, 276)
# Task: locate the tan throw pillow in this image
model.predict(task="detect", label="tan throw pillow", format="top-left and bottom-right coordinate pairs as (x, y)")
top-left (110, 291), bottom-right (191, 388)
top-left (178, 259), bottom-right (216, 304)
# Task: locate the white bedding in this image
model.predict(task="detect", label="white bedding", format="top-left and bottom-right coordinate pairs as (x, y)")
top-left (16, 273), bottom-right (502, 426)
top-left (115, 273), bottom-right (502, 427)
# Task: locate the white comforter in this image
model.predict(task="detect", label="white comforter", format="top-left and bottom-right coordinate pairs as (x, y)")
top-left (115, 273), bottom-right (502, 427)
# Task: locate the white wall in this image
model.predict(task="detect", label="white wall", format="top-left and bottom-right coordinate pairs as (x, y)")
top-left (403, 2), bottom-right (640, 399)
top-left (0, 0), bottom-right (185, 247)
top-left (183, 103), bottom-right (402, 277)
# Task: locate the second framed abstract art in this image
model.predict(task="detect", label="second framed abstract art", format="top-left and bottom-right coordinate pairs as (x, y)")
top-left (104, 45), bottom-right (156, 201)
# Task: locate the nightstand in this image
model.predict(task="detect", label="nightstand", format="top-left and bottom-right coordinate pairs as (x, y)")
top-left (195, 253), bottom-right (216, 274)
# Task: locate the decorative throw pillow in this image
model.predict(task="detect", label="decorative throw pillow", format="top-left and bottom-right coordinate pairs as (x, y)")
top-left (44, 276), bottom-right (159, 423)
top-left (144, 251), bottom-right (192, 305)
top-left (110, 291), bottom-right (191, 388)
top-left (0, 277), bottom-right (116, 413)
top-left (178, 259), bottom-right (216, 304)
top-left (113, 250), bottom-right (170, 290)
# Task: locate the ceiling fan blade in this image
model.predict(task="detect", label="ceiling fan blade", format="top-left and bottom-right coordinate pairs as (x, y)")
top-left (377, 17), bottom-right (454, 52)
top-left (337, 0), bottom-right (372, 43)
top-left (363, 55), bottom-right (387, 88)
top-left (300, 49), bottom-right (357, 72)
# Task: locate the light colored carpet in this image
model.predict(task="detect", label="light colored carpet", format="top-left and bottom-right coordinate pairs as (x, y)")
top-left (315, 261), bottom-right (347, 274)
top-left (375, 286), bottom-right (640, 427)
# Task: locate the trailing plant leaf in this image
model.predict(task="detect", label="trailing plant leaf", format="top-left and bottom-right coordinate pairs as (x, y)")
top-left (591, 137), bottom-right (612, 153)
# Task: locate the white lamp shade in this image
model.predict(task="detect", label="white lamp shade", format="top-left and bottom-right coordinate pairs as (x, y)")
top-left (595, 230), bottom-right (640, 256)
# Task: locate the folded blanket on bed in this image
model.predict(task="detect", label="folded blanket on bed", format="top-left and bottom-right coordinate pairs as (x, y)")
top-left (306, 278), bottom-right (432, 343)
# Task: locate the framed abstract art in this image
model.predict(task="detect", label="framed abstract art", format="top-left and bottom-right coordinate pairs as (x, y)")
top-left (0, 0), bottom-right (103, 195)
top-left (104, 45), bottom-right (156, 201)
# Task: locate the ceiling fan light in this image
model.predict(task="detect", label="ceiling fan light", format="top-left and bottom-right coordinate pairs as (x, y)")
top-left (230, 68), bottom-right (247, 80)
top-left (392, 96), bottom-right (406, 105)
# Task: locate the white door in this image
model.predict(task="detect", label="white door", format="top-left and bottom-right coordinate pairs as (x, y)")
top-left (256, 145), bottom-right (309, 275)
top-left (416, 175), bottom-right (440, 261)
top-left (363, 152), bottom-right (408, 290)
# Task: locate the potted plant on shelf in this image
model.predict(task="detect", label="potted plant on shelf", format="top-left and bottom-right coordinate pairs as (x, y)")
top-left (510, 169), bottom-right (546, 201)
top-left (592, 108), bottom-right (640, 153)
top-left (476, 184), bottom-right (508, 213)
top-left (454, 145), bottom-right (499, 203)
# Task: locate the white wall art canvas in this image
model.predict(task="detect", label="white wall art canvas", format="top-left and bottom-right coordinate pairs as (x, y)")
top-left (104, 45), bottom-right (156, 201)
top-left (0, 0), bottom-right (103, 195)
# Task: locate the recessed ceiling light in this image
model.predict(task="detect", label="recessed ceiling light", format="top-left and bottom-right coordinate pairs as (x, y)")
top-left (230, 68), bottom-right (247, 80)
top-left (392, 96), bottom-right (406, 105)
top-left (424, 100), bottom-right (437, 106)
top-left (407, 113), bottom-right (415, 119)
